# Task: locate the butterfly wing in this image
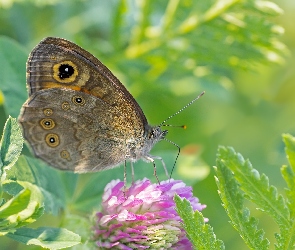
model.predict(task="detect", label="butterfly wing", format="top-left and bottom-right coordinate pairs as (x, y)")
top-left (19, 37), bottom-right (148, 172)
top-left (19, 88), bottom-right (132, 172)
top-left (27, 37), bottom-right (147, 136)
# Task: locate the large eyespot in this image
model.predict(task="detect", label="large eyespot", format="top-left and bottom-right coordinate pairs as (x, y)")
top-left (45, 133), bottom-right (60, 147)
top-left (43, 108), bottom-right (53, 116)
top-left (72, 95), bottom-right (85, 105)
top-left (59, 64), bottom-right (74, 78)
top-left (40, 118), bottom-right (55, 130)
top-left (53, 60), bottom-right (78, 83)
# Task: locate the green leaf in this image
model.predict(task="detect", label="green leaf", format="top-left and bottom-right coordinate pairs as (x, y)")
top-left (0, 36), bottom-right (27, 118)
top-left (280, 134), bottom-right (295, 249)
top-left (111, 0), bottom-right (127, 51)
top-left (62, 213), bottom-right (92, 244)
top-left (72, 173), bottom-right (108, 212)
top-left (73, 168), bottom-right (124, 212)
top-left (216, 146), bottom-right (295, 249)
top-left (7, 155), bottom-right (75, 215)
top-left (174, 195), bottom-right (224, 250)
top-left (0, 180), bottom-right (44, 235)
top-left (0, 188), bottom-right (30, 218)
top-left (126, 0), bottom-right (287, 78)
top-left (2, 181), bottom-right (44, 221)
top-left (59, 171), bottom-right (78, 203)
top-left (283, 133), bottom-right (295, 173)
top-left (217, 146), bottom-right (289, 228)
top-left (214, 161), bottom-right (269, 249)
top-left (254, 1), bottom-right (284, 16)
top-left (0, 116), bottom-right (23, 178)
top-left (281, 164), bottom-right (295, 212)
top-left (7, 227), bottom-right (81, 249)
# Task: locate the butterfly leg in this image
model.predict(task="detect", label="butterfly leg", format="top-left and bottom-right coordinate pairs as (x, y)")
top-left (144, 155), bottom-right (160, 184)
top-left (145, 155), bottom-right (169, 178)
top-left (152, 160), bottom-right (160, 184)
top-left (123, 160), bottom-right (127, 198)
top-left (151, 155), bottom-right (169, 178)
top-left (130, 161), bottom-right (135, 184)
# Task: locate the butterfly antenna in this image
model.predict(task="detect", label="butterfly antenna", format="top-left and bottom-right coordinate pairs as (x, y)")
top-left (162, 124), bottom-right (187, 129)
top-left (160, 91), bottom-right (205, 180)
top-left (163, 138), bottom-right (181, 180)
top-left (159, 91), bottom-right (205, 127)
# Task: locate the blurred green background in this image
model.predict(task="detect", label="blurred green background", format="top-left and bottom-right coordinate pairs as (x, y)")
top-left (0, 0), bottom-right (294, 249)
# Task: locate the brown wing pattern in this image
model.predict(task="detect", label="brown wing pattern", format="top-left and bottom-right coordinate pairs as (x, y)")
top-left (19, 88), bottom-right (131, 172)
top-left (19, 37), bottom-right (149, 172)
top-left (27, 37), bottom-right (147, 137)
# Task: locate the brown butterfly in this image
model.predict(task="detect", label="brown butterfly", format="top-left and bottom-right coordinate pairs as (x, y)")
top-left (19, 37), bottom-right (204, 178)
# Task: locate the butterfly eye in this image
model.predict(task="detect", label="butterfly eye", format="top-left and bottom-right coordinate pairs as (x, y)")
top-left (149, 131), bottom-right (154, 139)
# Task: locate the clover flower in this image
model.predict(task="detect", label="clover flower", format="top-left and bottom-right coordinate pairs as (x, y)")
top-left (93, 178), bottom-right (206, 249)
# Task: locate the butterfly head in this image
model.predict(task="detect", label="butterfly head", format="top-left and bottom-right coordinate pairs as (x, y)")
top-left (144, 125), bottom-right (168, 147)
